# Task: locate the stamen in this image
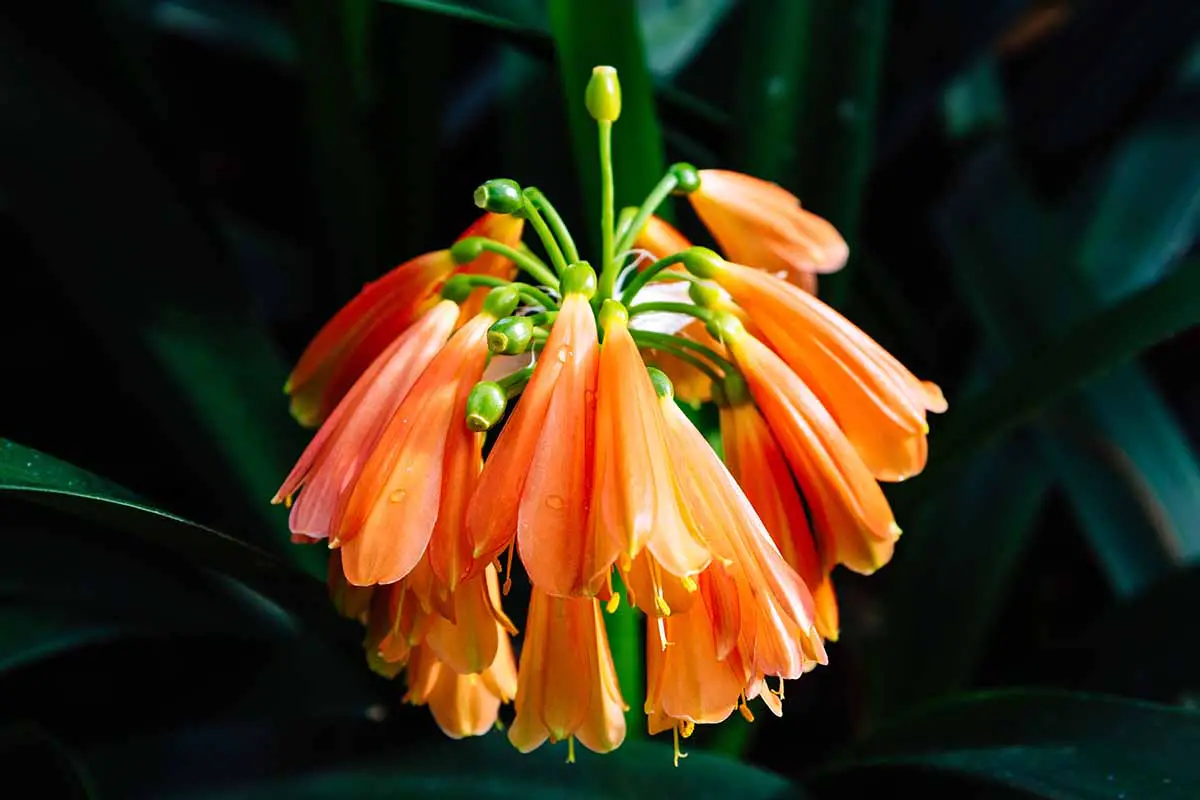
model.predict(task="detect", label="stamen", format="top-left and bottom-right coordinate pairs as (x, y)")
top-left (567, 735), bottom-right (576, 764)
top-left (672, 724), bottom-right (689, 767)
top-left (283, 494), bottom-right (294, 509)
top-left (502, 541), bottom-right (516, 595)
top-left (606, 592), bottom-right (621, 614)
top-left (739, 692), bottom-right (756, 723)
top-left (680, 575), bottom-right (698, 593)
top-left (680, 719), bottom-right (695, 739)
top-left (656, 614), bottom-right (669, 651)
top-left (650, 559), bottom-right (672, 617)
top-left (776, 676), bottom-right (786, 701)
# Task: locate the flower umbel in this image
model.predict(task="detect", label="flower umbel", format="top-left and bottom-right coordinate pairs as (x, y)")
top-left (275, 66), bottom-right (945, 761)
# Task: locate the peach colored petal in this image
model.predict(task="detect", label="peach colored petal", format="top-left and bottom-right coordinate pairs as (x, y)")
top-left (727, 331), bottom-right (899, 575)
top-left (720, 402), bottom-right (839, 641)
top-left (716, 261), bottom-right (945, 481)
top-left (276, 301), bottom-right (459, 541)
top-left (689, 170), bottom-right (848, 285)
top-left (286, 251), bottom-right (456, 427)
top-left (592, 314), bottom-right (710, 579)
top-left (633, 214), bottom-right (692, 260)
top-left (508, 590), bottom-right (597, 752)
top-left (337, 313), bottom-right (493, 586)
top-left (424, 573), bottom-right (499, 675)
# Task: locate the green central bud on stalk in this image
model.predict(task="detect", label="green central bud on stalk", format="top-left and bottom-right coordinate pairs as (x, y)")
top-left (488, 316), bottom-right (535, 355)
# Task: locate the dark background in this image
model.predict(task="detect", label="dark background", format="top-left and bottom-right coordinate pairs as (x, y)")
top-left (2, 1), bottom-right (1198, 797)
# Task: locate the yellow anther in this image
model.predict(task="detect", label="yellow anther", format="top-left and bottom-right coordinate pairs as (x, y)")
top-left (680, 719), bottom-right (695, 739)
top-left (654, 594), bottom-right (672, 617)
top-left (502, 541), bottom-right (516, 595)
top-left (567, 736), bottom-right (576, 764)
top-left (284, 494), bottom-right (294, 509)
top-left (606, 592), bottom-right (622, 614)
top-left (680, 575), bottom-right (698, 593)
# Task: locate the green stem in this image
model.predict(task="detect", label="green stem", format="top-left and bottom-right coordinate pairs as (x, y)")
top-left (496, 365), bottom-right (534, 397)
top-left (525, 188), bottom-right (579, 264)
top-left (521, 193), bottom-right (569, 276)
top-left (614, 172), bottom-right (679, 255)
top-left (598, 119), bottom-right (616, 299)
top-left (615, 205), bottom-right (638, 246)
top-left (629, 330), bottom-right (732, 380)
top-left (627, 301), bottom-right (713, 323)
top-left (471, 241), bottom-right (561, 294)
top-left (618, 253), bottom-right (689, 305)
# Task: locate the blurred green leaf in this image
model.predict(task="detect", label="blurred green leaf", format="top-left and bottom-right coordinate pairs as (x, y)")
top-left (933, 145), bottom-right (1200, 596)
top-left (921, 256), bottom-right (1200, 483)
top-left (0, 439), bottom-right (330, 629)
top-left (868, 439), bottom-right (1051, 719)
top-left (549, 0), bottom-right (670, 241)
top-left (87, 722), bottom-right (799, 799)
top-left (0, 605), bottom-right (131, 676)
top-left (293, 0), bottom-right (380, 293)
top-left (0, 17), bottom-right (313, 569)
top-left (813, 689), bottom-right (1200, 798)
top-left (379, 0), bottom-right (550, 54)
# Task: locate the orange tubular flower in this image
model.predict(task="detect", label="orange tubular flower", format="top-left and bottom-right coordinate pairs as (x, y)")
top-left (659, 392), bottom-right (827, 681)
top-left (718, 317), bottom-right (900, 575)
top-left (285, 213), bottom-right (522, 428)
top-left (711, 260), bottom-right (947, 482)
top-left (334, 309), bottom-right (496, 587)
top-left (688, 170), bottom-right (848, 288)
top-left (718, 386), bottom-right (839, 641)
top-left (273, 300), bottom-right (460, 542)
top-left (508, 589), bottom-right (627, 755)
top-left (592, 301), bottom-right (710, 583)
top-left (404, 636), bottom-right (517, 739)
top-left (645, 569), bottom-right (747, 739)
top-left (467, 290), bottom-right (613, 598)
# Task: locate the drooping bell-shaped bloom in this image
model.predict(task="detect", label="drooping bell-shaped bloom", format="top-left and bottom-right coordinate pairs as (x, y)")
top-left (719, 391), bottom-right (839, 640)
top-left (719, 319), bottom-right (900, 575)
top-left (335, 310), bottom-right (495, 587)
top-left (273, 300), bottom-right (460, 541)
top-left (285, 213), bottom-right (522, 427)
top-left (688, 170), bottom-right (847, 289)
top-left (404, 636), bottom-right (518, 739)
top-left (327, 549), bottom-right (374, 624)
top-left (467, 291), bottom-right (613, 598)
top-left (659, 393), bottom-right (827, 680)
top-left (508, 589), bottom-right (627, 755)
top-left (592, 301), bottom-right (710, 582)
top-left (710, 260), bottom-right (946, 482)
top-left (644, 569), bottom-right (746, 736)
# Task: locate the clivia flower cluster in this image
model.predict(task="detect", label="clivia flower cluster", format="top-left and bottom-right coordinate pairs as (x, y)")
top-left (273, 66), bottom-right (945, 763)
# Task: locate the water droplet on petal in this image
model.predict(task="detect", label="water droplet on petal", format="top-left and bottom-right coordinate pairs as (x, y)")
top-left (390, 489), bottom-right (408, 503)
top-left (556, 348), bottom-right (568, 363)
top-left (545, 495), bottom-right (565, 510)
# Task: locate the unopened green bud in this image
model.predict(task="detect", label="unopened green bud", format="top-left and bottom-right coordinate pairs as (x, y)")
top-left (481, 286), bottom-right (521, 318)
top-left (680, 246), bottom-right (725, 279)
top-left (706, 310), bottom-right (745, 344)
top-left (440, 274), bottom-right (474, 303)
top-left (722, 372), bottom-right (751, 406)
top-left (474, 179), bottom-right (524, 215)
top-left (487, 316), bottom-right (534, 354)
top-left (450, 236), bottom-right (487, 265)
top-left (561, 261), bottom-right (597, 298)
top-left (585, 66), bottom-right (622, 122)
top-left (647, 367), bottom-right (674, 401)
top-left (466, 381), bottom-right (507, 432)
top-left (669, 163), bottom-right (701, 194)
top-left (598, 298), bottom-right (629, 331)
top-left (687, 280), bottom-right (723, 308)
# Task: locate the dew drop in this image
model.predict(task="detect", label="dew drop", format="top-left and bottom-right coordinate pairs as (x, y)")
top-left (390, 489), bottom-right (408, 503)
top-left (545, 495), bottom-right (565, 510)
top-left (556, 348), bottom-right (569, 363)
